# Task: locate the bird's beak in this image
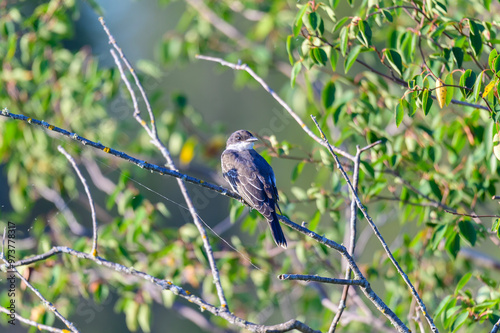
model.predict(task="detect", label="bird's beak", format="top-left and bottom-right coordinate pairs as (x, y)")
top-left (246, 136), bottom-right (258, 142)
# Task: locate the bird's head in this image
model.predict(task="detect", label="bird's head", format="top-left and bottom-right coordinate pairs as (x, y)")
top-left (226, 130), bottom-right (258, 151)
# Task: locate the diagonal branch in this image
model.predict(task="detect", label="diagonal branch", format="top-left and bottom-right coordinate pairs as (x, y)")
top-left (57, 146), bottom-right (98, 257)
top-left (311, 115), bottom-right (438, 333)
top-left (278, 274), bottom-right (367, 286)
top-left (329, 145), bottom-right (361, 333)
top-left (0, 306), bottom-right (66, 333)
top-left (195, 55), bottom-right (356, 161)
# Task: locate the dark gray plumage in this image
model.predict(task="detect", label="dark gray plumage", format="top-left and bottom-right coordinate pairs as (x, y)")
top-left (221, 130), bottom-right (287, 248)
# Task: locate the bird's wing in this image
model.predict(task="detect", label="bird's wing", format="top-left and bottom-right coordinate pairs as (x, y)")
top-left (251, 152), bottom-right (282, 214)
top-left (221, 151), bottom-right (274, 219)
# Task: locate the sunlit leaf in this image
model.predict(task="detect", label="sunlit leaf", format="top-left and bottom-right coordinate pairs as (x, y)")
top-left (435, 79), bottom-right (447, 109)
top-left (322, 81), bottom-right (336, 109)
top-left (344, 45), bottom-right (362, 73)
top-left (384, 49), bottom-right (403, 76)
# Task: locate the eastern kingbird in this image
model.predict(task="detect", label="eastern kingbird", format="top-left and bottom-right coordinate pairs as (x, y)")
top-left (221, 130), bottom-right (287, 248)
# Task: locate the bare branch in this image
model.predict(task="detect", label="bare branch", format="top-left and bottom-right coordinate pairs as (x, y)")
top-left (0, 306), bottom-right (66, 333)
top-left (195, 55), bottom-right (356, 162)
top-left (57, 146), bottom-right (98, 256)
top-left (279, 274), bottom-right (367, 286)
top-left (311, 115), bottom-right (438, 333)
top-left (329, 145), bottom-right (363, 333)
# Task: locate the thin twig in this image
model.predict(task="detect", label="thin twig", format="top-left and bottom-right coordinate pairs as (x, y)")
top-left (195, 54), bottom-right (356, 161)
top-left (0, 109), bottom-right (242, 202)
top-left (444, 210), bottom-right (500, 218)
top-left (99, 17), bottom-right (229, 310)
top-left (329, 146), bottom-right (362, 333)
top-left (0, 306), bottom-right (66, 333)
top-left (57, 146), bottom-right (98, 257)
top-left (278, 274), bottom-right (367, 286)
top-left (311, 115), bottom-right (438, 333)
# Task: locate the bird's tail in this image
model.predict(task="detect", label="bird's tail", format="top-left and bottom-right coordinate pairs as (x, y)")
top-left (268, 212), bottom-right (287, 248)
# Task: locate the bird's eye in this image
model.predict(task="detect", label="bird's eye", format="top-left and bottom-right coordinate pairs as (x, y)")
top-left (236, 135), bottom-right (241, 141)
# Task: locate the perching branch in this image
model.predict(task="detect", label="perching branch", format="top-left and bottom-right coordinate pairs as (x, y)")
top-left (329, 145), bottom-right (362, 333)
top-left (0, 108), bottom-right (242, 201)
top-left (0, 105), bottom-right (412, 331)
top-left (278, 274), bottom-right (367, 286)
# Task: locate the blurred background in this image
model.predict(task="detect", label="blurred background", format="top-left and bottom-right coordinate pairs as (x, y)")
top-left (1, 0), bottom-right (500, 332)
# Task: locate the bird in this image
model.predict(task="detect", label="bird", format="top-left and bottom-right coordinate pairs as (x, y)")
top-left (221, 130), bottom-right (287, 248)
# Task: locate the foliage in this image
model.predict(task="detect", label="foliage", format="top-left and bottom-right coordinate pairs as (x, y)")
top-left (0, 0), bottom-right (500, 332)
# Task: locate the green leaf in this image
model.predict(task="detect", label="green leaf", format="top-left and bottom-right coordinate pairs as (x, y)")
top-left (458, 220), bottom-right (477, 246)
top-left (330, 48), bottom-right (338, 71)
top-left (488, 49), bottom-right (497, 70)
top-left (395, 101), bottom-right (404, 127)
top-left (459, 69), bottom-right (476, 98)
top-left (308, 12), bottom-right (319, 31)
top-left (445, 232), bottom-right (460, 258)
top-left (435, 295), bottom-right (454, 318)
top-left (357, 20), bottom-right (372, 47)
top-left (455, 272), bottom-right (472, 294)
top-left (286, 35), bottom-right (294, 65)
top-left (384, 49), bottom-right (403, 76)
top-left (382, 10), bottom-right (393, 22)
top-left (322, 81), bottom-right (336, 109)
top-left (422, 89), bottom-right (433, 115)
top-left (291, 62), bottom-right (301, 88)
top-left (469, 19), bottom-right (483, 57)
top-left (451, 312), bottom-right (469, 332)
top-left (452, 47), bottom-right (464, 68)
top-left (340, 26), bottom-right (348, 56)
top-left (472, 71), bottom-right (484, 102)
top-left (493, 55), bottom-right (500, 74)
top-left (291, 161), bottom-right (306, 182)
top-left (405, 92), bottom-right (417, 116)
top-left (138, 304), bottom-right (151, 333)
top-left (344, 45), bottom-right (362, 73)
top-left (431, 224), bottom-right (449, 250)
top-left (313, 48), bottom-right (328, 66)
top-left (492, 218), bottom-right (500, 238)
top-left (333, 17), bottom-right (349, 32)
top-left (445, 73), bottom-right (454, 106)
top-left (309, 210), bottom-right (321, 230)
top-left (293, 4), bottom-right (309, 37)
